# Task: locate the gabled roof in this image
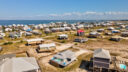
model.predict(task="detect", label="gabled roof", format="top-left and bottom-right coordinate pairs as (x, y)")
top-left (0, 57), bottom-right (39, 72)
top-left (27, 38), bottom-right (44, 42)
top-left (54, 50), bottom-right (75, 59)
top-left (59, 34), bottom-right (68, 37)
top-left (94, 48), bottom-right (111, 59)
top-left (39, 43), bottom-right (56, 49)
top-left (77, 30), bottom-right (84, 33)
top-left (90, 31), bottom-right (98, 35)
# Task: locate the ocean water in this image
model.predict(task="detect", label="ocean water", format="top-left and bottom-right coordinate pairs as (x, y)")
top-left (0, 20), bottom-right (104, 25)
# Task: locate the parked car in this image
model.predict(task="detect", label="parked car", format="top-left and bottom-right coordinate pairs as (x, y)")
top-left (74, 38), bottom-right (88, 43)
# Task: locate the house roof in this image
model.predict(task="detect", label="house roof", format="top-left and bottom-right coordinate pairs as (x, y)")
top-left (27, 38), bottom-right (44, 42)
top-left (0, 57), bottom-right (39, 72)
top-left (26, 29), bottom-right (32, 31)
top-left (77, 30), bottom-right (84, 33)
top-left (121, 32), bottom-right (128, 34)
top-left (90, 32), bottom-right (98, 35)
top-left (39, 43), bottom-right (56, 49)
top-left (54, 50), bottom-right (75, 59)
top-left (59, 34), bottom-right (68, 37)
top-left (94, 48), bottom-right (111, 59)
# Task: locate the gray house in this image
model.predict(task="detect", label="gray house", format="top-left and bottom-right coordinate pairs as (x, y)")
top-left (97, 29), bottom-right (104, 32)
top-left (25, 32), bottom-right (32, 36)
top-left (88, 32), bottom-right (100, 38)
top-left (0, 57), bottom-right (40, 72)
top-left (32, 30), bottom-right (42, 35)
top-left (58, 34), bottom-right (68, 40)
top-left (50, 50), bottom-right (76, 67)
top-left (44, 28), bottom-right (51, 34)
top-left (121, 32), bottom-right (128, 37)
top-left (109, 36), bottom-right (122, 42)
top-left (74, 38), bottom-right (88, 43)
top-left (9, 32), bottom-right (22, 39)
top-left (93, 48), bottom-right (111, 69)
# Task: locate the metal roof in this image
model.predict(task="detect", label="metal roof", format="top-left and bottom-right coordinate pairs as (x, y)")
top-left (94, 48), bottom-right (111, 59)
top-left (59, 34), bottom-right (68, 37)
top-left (54, 50), bottom-right (75, 59)
top-left (27, 38), bottom-right (44, 42)
top-left (39, 43), bottom-right (56, 49)
top-left (0, 57), bottom-right (39, 72)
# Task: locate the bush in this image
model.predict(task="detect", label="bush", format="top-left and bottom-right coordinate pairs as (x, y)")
top-left (61, 40), bottom-right (66, 43)
top-left (75, 43), bottom-right (78, 45)
top-left (3, 42), bottom-right (13, 45)
top-left (20, 40), bottom-right (23, 43)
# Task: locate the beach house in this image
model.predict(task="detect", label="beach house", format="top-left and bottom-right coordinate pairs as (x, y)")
top-left (25, 32), bottom-right (32, 36)
top-left (32, 30), bottom-right (42, 35)
top-left (121, 32), bottom-right (128, 37)
top-left (44, 28), bottom-right (51, 34)
top-left (9, 32), bottom-right (22, 39)
top-left (58, 34), bottom-right (68, 40)
top-left (50, 50), bottom-right (76, 67)
top-left (97, 29), bottom-right (104, 32)
top-left (74, 38), bottom-right (88, 43)
top-left (93, 48), bottom-right (111, 69)
top-left (109, 36), bottom-right (122, 42)
top-left (77, 29), bottom-right (84, 36)
top-left (88, 31), bottom-right (100, 38)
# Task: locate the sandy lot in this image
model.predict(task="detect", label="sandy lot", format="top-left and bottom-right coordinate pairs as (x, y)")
top-left (77, 38), bottom-right (128, 61)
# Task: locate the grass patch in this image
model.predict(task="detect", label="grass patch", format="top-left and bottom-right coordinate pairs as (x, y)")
top-left (110, 52), bottom-right (121, 56)
top-left (3, 42), bottom-right (13, 45)
top-left (16, 53), bottom-right (27, 57)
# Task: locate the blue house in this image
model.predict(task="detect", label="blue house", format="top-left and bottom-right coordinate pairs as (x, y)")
top-left (26, 29), bottom-right (32, 32)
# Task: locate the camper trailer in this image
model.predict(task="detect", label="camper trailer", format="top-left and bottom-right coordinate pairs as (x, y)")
top-left (88, 32), bottom-right (100, 38)
top-left (37, 43), bottom-right (56, 52)
top-left (97, 29), bottom-right (104, 32)
top-left (121, 32), bottom-right (128, 37)
top-left (27, 38), bottom-right (44, 45)
top-left (110, 36), bottom-right (122, 42)
top-left (58, 34), bottom-right (68, 40)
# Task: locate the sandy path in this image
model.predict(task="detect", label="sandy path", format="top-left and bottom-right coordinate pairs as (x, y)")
top-left (56, 43), bottom-right (74, 51)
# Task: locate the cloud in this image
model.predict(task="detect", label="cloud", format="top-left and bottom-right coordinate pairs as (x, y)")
top-left (1, 11), bottom-right (128, 20)
top-left (49, 14), bottom-right (59, 16)
top-left (46, 11), bottom-right (128, 20)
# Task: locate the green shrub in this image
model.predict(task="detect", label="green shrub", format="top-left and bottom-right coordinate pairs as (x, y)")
top-left (61, 40), bottom-right (66, 43)
top-left (20, 40), bottom-right (23, 43)
top-left (3, 42), bottom-right (13, 45)
top-left (75, 43), bottom-right (78, 45)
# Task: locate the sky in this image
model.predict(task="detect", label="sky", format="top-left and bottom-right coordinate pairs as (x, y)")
top-left (0, 0), bottom-right (128, 20)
